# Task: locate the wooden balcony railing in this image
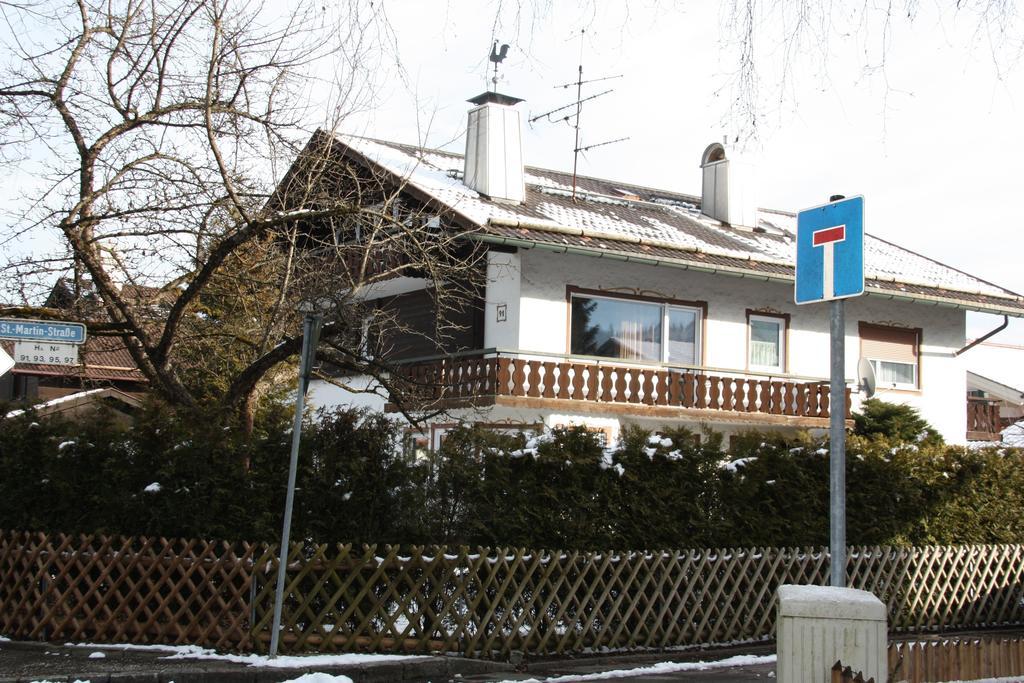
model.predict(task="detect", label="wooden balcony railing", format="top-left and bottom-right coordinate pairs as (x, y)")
top-left (396, 352), bottom-right (851, 419)
top-left (966, 396), bottom-right (1003, 441)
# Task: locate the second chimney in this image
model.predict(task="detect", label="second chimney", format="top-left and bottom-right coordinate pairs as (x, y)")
top-left (700, 141), bottom-right (758, 228)
top-left (464, 91), bottom-right (525, 204)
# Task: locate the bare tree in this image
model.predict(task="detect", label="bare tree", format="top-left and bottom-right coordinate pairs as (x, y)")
top-left (717, 0), bottom-right (1024, 141)
top-left (0, 0), bottom-right (485, 426)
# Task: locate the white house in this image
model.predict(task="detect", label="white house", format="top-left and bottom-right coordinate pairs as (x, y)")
top-left (304, 90), bottom-right (1024, 447)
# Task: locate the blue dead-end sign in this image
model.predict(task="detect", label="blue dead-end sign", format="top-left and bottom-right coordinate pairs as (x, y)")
top-left (795, 195), bottom-right (865, 305)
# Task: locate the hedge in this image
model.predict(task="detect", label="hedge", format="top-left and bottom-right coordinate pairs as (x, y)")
top-left (0, 400), bottom-right (1021, 548)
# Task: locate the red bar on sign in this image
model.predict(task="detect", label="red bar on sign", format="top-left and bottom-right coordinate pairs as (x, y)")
top-left (812, 225), bottom-right (846, 246)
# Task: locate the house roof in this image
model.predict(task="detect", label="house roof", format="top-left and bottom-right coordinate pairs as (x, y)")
top-left (333, 134), bottom-right (1024, 317)
top-left (45, 277), bottom-right (172, 310)
top-left (4, 387), bottom-right (143, 419)
top-left (966, 371), bottom-right (1024, 406)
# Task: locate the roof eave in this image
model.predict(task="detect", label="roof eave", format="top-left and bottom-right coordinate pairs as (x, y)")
top-left (468, 231), bottom-right (1024, 319)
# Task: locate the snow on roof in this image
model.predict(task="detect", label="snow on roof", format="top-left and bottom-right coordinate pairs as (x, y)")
top-left (336, 134), bottom-right (1024, 310)
top-left (4, 388), bottom-right (106, 418)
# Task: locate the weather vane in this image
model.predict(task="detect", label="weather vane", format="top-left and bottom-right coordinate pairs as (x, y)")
top-left (489, 41), bottom-right (510, 91)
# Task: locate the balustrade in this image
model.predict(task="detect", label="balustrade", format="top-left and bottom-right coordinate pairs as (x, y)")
top-left (396, 353), bottom-right (850, 419)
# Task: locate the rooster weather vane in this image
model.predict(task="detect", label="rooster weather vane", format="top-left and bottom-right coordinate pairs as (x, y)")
top-left (489, 41), bottom-right (509, 91)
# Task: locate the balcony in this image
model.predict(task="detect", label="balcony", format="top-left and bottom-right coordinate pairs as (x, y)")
top-left (391, 350), bottom-right (851, 426)
top-left (966, 396), bottom-right (1003, 442)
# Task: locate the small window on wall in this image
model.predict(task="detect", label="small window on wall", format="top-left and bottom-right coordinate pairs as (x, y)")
top-left (859, 322), bottom-right (919, 390)
top-left (747, 313), bottom-right (786, 372)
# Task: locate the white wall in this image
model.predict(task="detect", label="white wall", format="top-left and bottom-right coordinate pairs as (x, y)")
top-left (484, 250), bottom-right (521, 349)
top-left (962, 341), bottom-right (1024, 391)
top-left (306, 376), bottom-right (387, 415)
top-left (514, 248), bottom-right (968, 443)
top-left (308, 247), bottom-right (970, 443)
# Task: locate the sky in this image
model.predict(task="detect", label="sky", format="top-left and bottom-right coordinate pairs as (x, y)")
top-left (2, 1), bottom-right (1021, 348)
top-left (336, 1), bottom-right (1024, 346)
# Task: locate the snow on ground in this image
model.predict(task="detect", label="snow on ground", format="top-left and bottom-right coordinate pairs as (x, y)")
top-left (65, 641), bottom-right (424, 668)
top-left (494, 654), bottom-right (777, 682)
top-left (67, 642), bottom-right (180, 652)
top-left (280, 675), bottom-right (355, 683)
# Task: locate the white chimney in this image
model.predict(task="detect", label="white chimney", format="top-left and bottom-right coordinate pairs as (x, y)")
top-left (700, 141), bottom-right (758, 228)
top-left (464, 92), bottom-right (525, 204)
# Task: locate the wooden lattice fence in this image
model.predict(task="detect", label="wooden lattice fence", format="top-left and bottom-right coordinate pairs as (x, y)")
top-left (2, 531), bottom-right (1023, 657)
top-left (0, 531), bottom-right (274, 651)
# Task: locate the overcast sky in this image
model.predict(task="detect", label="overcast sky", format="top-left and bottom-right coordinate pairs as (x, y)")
top-left (338, 1), bottom-right (1024, 346)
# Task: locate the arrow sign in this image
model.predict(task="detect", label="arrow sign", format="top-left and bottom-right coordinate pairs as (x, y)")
top-left (795, 196), bottom-right (865, 304)
top-left (0, 347), bottom-right (13, 377)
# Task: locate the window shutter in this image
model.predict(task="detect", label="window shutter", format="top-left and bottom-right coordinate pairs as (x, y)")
top-left (859, 323), bottom-right (918, 363)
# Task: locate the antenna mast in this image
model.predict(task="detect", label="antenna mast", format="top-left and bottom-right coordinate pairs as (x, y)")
top-left (529, 29), bottom-right (627, 201)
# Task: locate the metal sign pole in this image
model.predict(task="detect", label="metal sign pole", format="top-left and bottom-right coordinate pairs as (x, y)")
top-left (796, 193), bottom-right (861, 589)
top-left (269, 313), bottom-right (319, 658)
top-left (829, 298), bottom-right (846, 587)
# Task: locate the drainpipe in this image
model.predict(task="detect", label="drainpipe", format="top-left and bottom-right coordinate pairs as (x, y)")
top-left (954, 315), bottom-right (1009, 357)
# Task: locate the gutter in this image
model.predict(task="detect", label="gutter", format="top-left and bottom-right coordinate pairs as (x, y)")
top-left (954, 315), bottom-right (1009, 357)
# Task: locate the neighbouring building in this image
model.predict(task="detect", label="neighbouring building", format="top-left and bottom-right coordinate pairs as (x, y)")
top-left (963, 339), bottom-right (1024, 442)
top-left (294, 89), bottom-right (1024, 447)
top-left (1, 278), bottom-right (148, 410)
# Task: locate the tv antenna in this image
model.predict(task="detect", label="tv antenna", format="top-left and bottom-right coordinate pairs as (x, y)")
top-left (529, 29), bottom-right (628, 201)
top-left (489, 41), bottom-right (510, 91)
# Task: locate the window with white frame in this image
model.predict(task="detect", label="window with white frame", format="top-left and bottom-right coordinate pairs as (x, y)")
top-left (859, 323), bottom-right (919, 389)
top-left (748, 314), bottom-right (785, 372)
top-left (569, 292), bottom-right (701, 364)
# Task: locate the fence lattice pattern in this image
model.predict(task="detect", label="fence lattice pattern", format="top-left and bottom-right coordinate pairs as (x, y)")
top-left (0, 531), bottom-right (274, 651)
top-left (3, 532), bottom-right (1024, 657)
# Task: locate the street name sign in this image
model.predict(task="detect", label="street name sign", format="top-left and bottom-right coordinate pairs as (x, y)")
top-left (795, 196), bottom-right (865, 304)
top-left (0, 318), bottom-right (86, 344)
top-left (14, 341), bottom-right (79, 366)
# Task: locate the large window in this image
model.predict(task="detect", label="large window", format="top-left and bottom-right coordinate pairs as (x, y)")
top-left (859, 322), bottom-right (919, 390)
top-left (748, 313), bottom-right (786, 372)
top-left (569, 292), bottom-right (701, 364)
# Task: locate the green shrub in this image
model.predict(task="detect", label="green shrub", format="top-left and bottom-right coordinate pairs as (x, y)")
top-left (1, 403), bottom-right (1022, 548)
top-left (853, 398), bottom-right (942, 445)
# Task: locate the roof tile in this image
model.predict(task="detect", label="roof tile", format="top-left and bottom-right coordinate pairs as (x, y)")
top-left (337, 134), bottom-right (1024, 315)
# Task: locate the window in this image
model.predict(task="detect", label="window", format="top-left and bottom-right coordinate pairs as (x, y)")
top-left (748, 314), bottom-right (786, 372)
top-left (859, 322), bottom-right (919, 390)
top-left (569, 291), bottom-right (701, 364)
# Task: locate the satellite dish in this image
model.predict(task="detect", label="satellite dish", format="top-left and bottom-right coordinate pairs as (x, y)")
top-left (857, 358), bottom-right (876, 399)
